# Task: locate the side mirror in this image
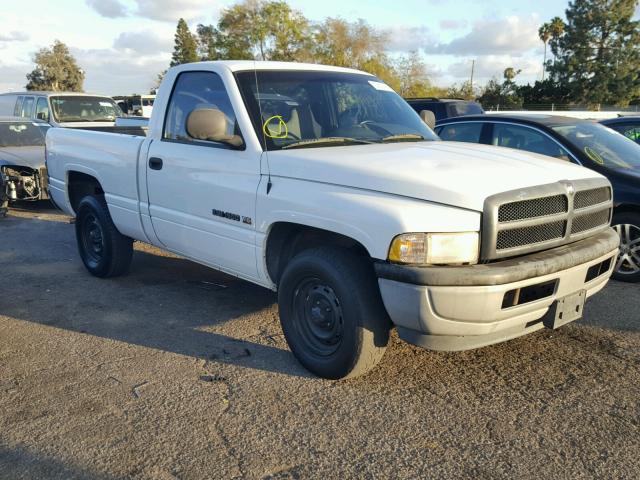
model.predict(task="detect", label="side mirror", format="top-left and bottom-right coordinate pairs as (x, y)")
top-left (419, 109), bottom-right (436, 130)
top-left (186, 108), bottom-right (243, 148)
top-left (36, 112), bottom-right (48, 121)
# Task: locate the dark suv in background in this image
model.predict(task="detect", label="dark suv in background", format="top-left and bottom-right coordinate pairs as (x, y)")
top-left (405, 98), bottom-right (485, 122)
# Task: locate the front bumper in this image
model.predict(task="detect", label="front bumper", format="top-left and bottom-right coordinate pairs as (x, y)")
top-left (375, 228), bottom-right (620, 351)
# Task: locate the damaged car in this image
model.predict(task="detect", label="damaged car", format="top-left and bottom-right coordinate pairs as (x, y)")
top-left (0, 118), bottom-right (50, 216)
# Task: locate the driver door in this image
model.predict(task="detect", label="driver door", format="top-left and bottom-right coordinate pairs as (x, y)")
top-left (146, 71), bottom-right (261, 279)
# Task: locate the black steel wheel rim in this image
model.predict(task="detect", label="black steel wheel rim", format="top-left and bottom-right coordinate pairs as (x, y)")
top-left (292, 277), bottom-right (344, 357)
top-left (81, 213), bottom-right (105, 266)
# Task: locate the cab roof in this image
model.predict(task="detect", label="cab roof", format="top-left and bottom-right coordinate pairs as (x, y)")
top-left (176, 60), bottom-right (374, 76)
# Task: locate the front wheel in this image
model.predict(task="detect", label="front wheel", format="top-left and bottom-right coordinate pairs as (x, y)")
top-left (278, 247), bottom-right (391, 379)
top-left (75, 195), bottom-right (133, 278)
top-left (612, 212), bottom-right (640, 283)
top-left (0, 178), bottom-right (8, 217)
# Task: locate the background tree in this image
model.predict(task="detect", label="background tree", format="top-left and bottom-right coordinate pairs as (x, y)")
top-left (150, 70), bottom-right (167, 94)
top-left (503, 67), bottom-right (521, 82)
top-left (203, 0), bottom-right (310, 61)
top-left (262, 1), bottom-right (310, 61)
top-left (538, 23), bottom-right (551, 80)
top-left (517, 78), bottom-right (571, 105)
top-left (477, 68), bottom-right (523, 109)
top-left (549, 17), bottom-right (565, 47)
top-left (394, 51), bottom-right (445, 98)
top-left (170, 18), bottom-right (199, 67)
top-left (311, 17), bottom-right (406, 88)
top-left (546, 0), bottom-right (640, 106)
top-left (547, 17), bottom-right (566, 69)
top-left (312, 18), bottom-right (386, 69)
top-left (446, 81), bottom-right (476, 100)
top-left (196, 24), bottom-right (221, 61)
top-left (25, 40), bottom-right (84, 91)
top-left (191, 4), bottom-right (441, 96)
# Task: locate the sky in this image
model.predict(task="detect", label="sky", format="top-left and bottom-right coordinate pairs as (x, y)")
top-left (0, 0), bottom-right (573, 95)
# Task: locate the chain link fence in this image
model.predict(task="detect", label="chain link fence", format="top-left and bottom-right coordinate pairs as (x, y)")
top-left (484, 104), bottom-right (640, 112)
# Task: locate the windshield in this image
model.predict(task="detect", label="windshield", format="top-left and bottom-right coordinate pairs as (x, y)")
top-left (552, 122), bottom-right (640, 170)
top-left (235, 70), bottom-right (438, 150)
top-left (449, 102), bottom-right (484, 117)
top-left (50, 96), bottom-right (123, 123)
top-left (0, 122), bottom-right (46, 147)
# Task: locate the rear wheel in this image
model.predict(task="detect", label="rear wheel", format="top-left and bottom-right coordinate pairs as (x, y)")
top-left (612, 212), bottom-right (640, 283)
top-left (75, 195), bottom-right (133, 278)
top-left (278, 247), bottom-right (391, 379)
top-left (0, 179), bottom-right (8, 217)
top-left (0, 191), bottom-right (9, 217)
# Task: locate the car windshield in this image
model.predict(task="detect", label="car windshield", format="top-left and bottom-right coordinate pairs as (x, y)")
top-left (449, 102), bottom-right (484, 117)
top-left (235, 70), bottom-right (438, 150)
top-left (0, 122), bottom-right (46, 147)
top-left (50, 96), bottom-right (124, 123)
top-left (552, 122), bottom-right (640, 170)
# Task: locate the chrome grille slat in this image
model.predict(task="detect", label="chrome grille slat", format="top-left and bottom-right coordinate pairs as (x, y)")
top-left (482, 178), bottom-right (613, 261)
top-left (572, 209), bottom-right (612, 235)
top-left (574, 187), bottom-right (612, 210)
top-left (497, 221), bottom-right (566, 250)
top-left (498, 195), bottom-right (568, 223)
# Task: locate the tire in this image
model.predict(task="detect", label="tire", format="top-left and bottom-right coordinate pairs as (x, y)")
top-left (0, 181), bottom-right (8, 218)
top-left (278, 247), bottom-right (391, 379)
top-left (75, 195), bottom-right (133, 278)
top-left (612, 211), bottom-right (640, 283)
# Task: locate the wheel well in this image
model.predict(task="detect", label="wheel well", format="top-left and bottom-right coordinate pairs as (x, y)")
top-left (265, 222), bottom-right (371, 285)
top-left (67, 171), bottom-right (104, 214)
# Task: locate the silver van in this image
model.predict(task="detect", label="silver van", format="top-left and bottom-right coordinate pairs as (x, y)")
top-left (0, 92), bottom-right (125, 128)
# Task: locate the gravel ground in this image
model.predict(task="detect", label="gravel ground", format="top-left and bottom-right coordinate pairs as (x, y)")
top-left (0, 203), bottom-right (638, 480)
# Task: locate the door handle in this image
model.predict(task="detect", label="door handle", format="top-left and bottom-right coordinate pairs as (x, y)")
top-left (148, 157), bottom-right (163, 170)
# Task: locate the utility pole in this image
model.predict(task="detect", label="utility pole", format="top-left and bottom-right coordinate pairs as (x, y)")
top-left (470, 59), bottom-right (475, 93)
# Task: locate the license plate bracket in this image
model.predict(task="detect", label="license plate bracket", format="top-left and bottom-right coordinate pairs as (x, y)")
top-left (543, 290), bottom-right (586, 329)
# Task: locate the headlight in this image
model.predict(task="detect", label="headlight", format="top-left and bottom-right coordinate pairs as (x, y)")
top-left (388, 232), bottom-right (480, 265)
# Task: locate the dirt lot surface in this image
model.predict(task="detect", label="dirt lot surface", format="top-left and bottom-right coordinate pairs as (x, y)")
top-left (1, 203), bottom-right (639, 480)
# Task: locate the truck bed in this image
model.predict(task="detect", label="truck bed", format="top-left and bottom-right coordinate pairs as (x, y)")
top-left (46, 127), bottom-right (148, 241)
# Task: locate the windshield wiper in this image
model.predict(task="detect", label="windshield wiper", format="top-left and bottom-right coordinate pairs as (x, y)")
top-left (281, 137), bottom-right (374, 150)
top-left (380, 133), bottom-right (426, 143)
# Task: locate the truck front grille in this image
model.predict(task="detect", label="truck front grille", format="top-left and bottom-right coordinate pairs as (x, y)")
top-left (496, 221), bottom-right (566, 250)
top-left (498, 195), bottom-right (567, 222)
top-left (571, 209), bottom-right (612, 235)
top-left (482, 179), bottom-right (612, 261)
top-left (574, 187), bottom-right (611, 210)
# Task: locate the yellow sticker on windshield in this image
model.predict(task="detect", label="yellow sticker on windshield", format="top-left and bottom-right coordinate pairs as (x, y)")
top-left (584, 146), bottom-right (605, 165)
top-left (262, 115), bottom-right (288, 139)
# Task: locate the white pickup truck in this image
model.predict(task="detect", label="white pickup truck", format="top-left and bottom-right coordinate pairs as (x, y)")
top-left (46, 61), bottom-right (620, 379)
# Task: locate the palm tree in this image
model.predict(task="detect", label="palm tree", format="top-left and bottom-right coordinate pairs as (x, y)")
top-left (549, 16), bottom-right (565, 39)
top-left (503, 67), bottom-right (521, 82)
top-left (539, 23), bottom-right (551, 81)
top-left (548, 16), bottom-right (565, 67)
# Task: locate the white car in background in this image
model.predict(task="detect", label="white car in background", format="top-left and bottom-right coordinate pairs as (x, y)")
top-left (0, 92), bottom-right (125, 128)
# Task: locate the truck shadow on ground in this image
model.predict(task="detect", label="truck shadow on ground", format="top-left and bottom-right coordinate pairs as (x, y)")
top-left (0, 229), bottom-right (313, 378)
top-left (0, 444), bottom-right (115, 480)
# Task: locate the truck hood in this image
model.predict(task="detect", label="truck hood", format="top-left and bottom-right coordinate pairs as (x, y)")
top-left (267, 141), bottom-right (605, 211)
top-left (0, 146), bottom-right (45, 170)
